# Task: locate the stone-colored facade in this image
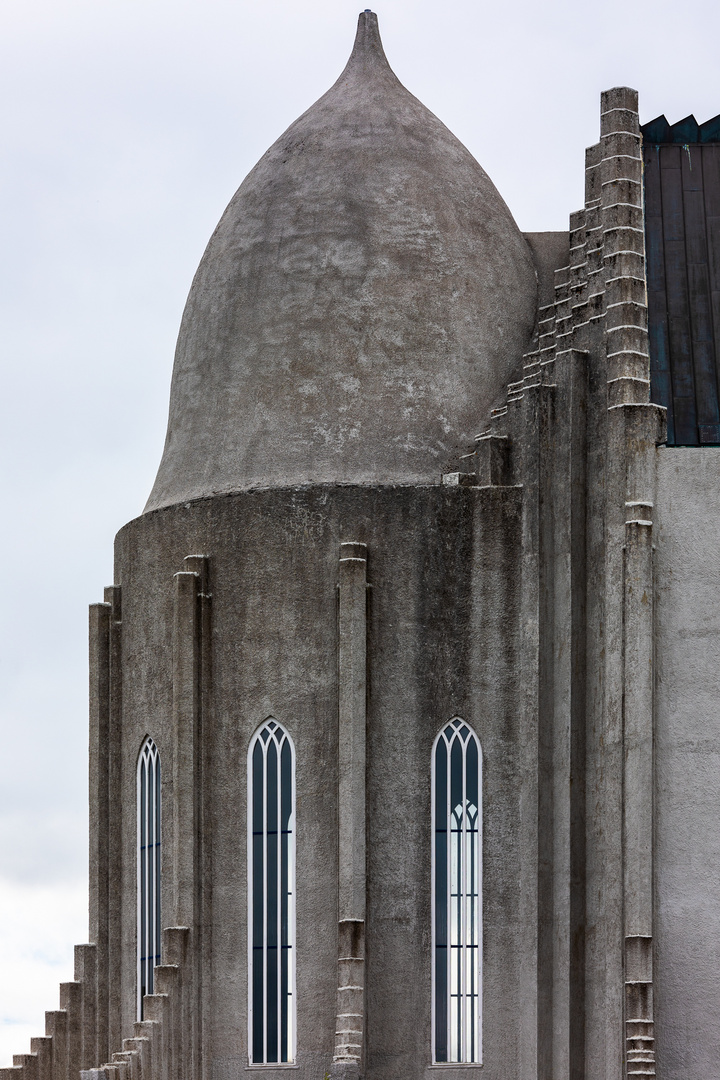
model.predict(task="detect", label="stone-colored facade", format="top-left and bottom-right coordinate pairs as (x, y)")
top-left (2, 11), bottom-right (719, 1080)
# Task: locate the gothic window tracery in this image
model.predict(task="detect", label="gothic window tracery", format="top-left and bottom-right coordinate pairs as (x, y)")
top-left (248, 719), bottom-right (296, 1065)
top-left (432, 719), bottom-right (482, 1064)
top-left (137, 735), bottom-right (161, 1021)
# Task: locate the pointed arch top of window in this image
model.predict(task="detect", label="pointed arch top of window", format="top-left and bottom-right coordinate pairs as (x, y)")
top-left (248, 718), bottom-right (296, 1066)
top-left (139, 734), bottom-right (159, 764)
top-left (432, 718), bottom-right (483, 1065)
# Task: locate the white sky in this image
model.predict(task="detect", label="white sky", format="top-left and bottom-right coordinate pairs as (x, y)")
top-left (1, 0), bottom-right (719, 1065)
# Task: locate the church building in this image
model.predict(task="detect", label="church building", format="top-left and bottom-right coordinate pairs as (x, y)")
top-left (2, 10), bottom-right (720, 1080)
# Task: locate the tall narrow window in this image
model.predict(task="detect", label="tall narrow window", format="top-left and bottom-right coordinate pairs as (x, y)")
top-left (137, 736), bottom-right (161, 1020)
top-left (248, 719), bottom-right (296, 1065)
top-left (432, 719), bottom-right (482, 1064)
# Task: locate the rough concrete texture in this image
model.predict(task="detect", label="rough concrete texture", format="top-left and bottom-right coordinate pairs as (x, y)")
top-left (145, 11), bottom-right (537, 511)
top-left (113, 485), bottom-right (526, 1080)
top-left (11, 57), bottom-right (720, 1080)
top-left (522, 232), bottom-right (570, 308)
top-left (654, 447), bottom-right (720, 1077)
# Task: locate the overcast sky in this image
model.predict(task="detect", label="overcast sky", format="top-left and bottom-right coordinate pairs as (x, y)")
top-left (1, 0), bottom-right (719, 1064)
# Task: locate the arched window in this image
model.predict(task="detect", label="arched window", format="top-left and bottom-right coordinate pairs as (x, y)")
top-left (248, 719), bottom-right (296, 1065)
top-left (137, 736), bottom-right (161, 1020)
top-left (432, 719), bottom-right (482, 1064)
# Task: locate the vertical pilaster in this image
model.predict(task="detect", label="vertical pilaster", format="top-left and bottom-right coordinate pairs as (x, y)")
top-left (600, 87), bottom-right (650, 407)
top-left (45, 1010), bottom-right (67, 1080)
top-left (517, 382), bottom-right (555, 1080)
top-left (596, 86), bottom-right (651, 1080)
top-left (623, 508), bottom-right (654, 1076)
top-left (170, 556), bottom-right (208, 1080)
top-left (60, 980), bottom-right (82, 1080)
top-left (619, 403), bottom-right (662, 1080)
top-left (105, 586), bottom-right (123, 1057)
top-left (171, 569), bottom-right (200, 929)
top-left (332, 542), bottom-right (368, 1079)
top-left (604, 400), bottom-right (663, 1080)
top-left (75, 944), bottom-right (98, 1071)
top-left (184, 555), bottom-right (212, 1080)
top-left (551, 349), bottom-right (589, 1080)
top-left (88, 600), bottom-right (111, 1067)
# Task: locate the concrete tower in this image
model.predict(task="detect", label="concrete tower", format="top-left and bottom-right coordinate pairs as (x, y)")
top-left (95, 11), bottom-right (541, 1079)
top-left (5, 11), bottom-right (720, 1080)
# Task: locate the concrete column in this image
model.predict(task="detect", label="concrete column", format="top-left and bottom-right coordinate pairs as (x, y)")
top-left (104, 586), bottom-right (123, 1057)
top-left (171, 570), bottom-right (200, 928)
top-left (88, 586), bottom-right (122, 1060)
top-left (600, 87), bottom-right (650, 407)
top-left (606, 401), bottom-right (664, 1080)
top-left (518, 381), bottom-right (555, 1080)
top-left (170, 559), bottom-right (208, 1080)
top-left (622, 502), bottom-right (656, 1078)
top-left (551, 349), bottom-right (589, 1080)
top-left (164, 927), bottom-right (190, 1080)
top-left (29, 1037), bottom-right (52, 1080)
top-left (332, 542), bottom-right (368, 1078)
top-left (45, 1009), bottom-right (67, 1080)
top-left (88, 601), bottom-right (111, 1067)
top-left (623, 510), bottom-right (654, 940)
top-left (75, 944), bottom-right (98, 1070)
top-left (60, 981), bottom-right (82, 1080)
top-left (182, 554), bottom-right (212, 1080)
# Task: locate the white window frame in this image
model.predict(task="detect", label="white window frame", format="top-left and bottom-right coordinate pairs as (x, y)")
top-left (247, 718), bottom-right (297, 1065)
top-left (431, 718), bottom-right (483, 1065)
top-left (137, 735), bottom-right (162, 1021)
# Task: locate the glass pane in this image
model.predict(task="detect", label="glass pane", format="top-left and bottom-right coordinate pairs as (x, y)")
top-left (466, 738), bottom-right (478, 816)
top-left (435, 947), bottom-right (448, 1062)
top-left (266, 941), bottom-right (278, 1062)
top-left (281, 945), bottom-right (289, 1062)
top-left (252, 947), bottom-right (264, 1063)
top-left (267, 741), bottom-right (278, 950)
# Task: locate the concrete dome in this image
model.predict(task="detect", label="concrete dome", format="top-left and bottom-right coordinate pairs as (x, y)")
top-left (145, 11), bottom-right (537, 512)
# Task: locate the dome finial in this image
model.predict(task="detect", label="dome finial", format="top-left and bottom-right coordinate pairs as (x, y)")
top-left (338, 8), bottom-right (392, 77)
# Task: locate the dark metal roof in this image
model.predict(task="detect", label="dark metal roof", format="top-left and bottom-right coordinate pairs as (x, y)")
top-left (642, 113), bottom-right (720, 144)
top-left (643, 119), bottom-right (720, 445)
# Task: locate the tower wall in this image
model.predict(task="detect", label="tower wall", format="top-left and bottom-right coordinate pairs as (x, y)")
top-left (654, 447), bottom-right (720, 1076)
top-left (103, 486), bottom-right (528, 1080)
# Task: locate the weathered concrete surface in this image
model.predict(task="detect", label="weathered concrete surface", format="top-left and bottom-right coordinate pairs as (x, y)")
top-left (654, 447), bottom-right (720, 1076)
top-left (112, 484), bottom-right (526, 1080)
top-left (145, 12), bottom-right (537, 512)
top-left (522, 231), bottom-right (570, 308)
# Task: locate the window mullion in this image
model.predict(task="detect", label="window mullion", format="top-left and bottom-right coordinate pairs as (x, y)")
top-left (145, 753), bottom-right (151, 1000)
top-left (461, 737), bottom-right (468, 1063)
top-left (290, 742), bottom-right (296, 1062)
top-left (263, 741), bottom-right (268, 1065)
top-left (277, 734), bottom-right (282, 1061)
top-left (446, 734), bottom-right (453, 1061)
top-left (147, 754), bottom-right (154, 997)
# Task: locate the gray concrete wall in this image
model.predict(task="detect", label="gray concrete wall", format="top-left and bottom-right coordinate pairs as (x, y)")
top-left (654, 447), bottom-right (720, 1076)
top-left (522, 232), bottom-right (569, 309)
top-left (110, 483), bottom-right (528, 1080)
